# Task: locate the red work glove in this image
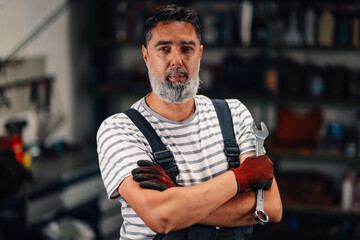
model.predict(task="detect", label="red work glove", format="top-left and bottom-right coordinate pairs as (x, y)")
top-left (229, 155), bottom-right (273, 194)
top-left (132, 160), bottom-right (175, 191)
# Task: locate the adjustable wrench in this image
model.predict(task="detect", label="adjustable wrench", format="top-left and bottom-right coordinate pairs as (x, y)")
top-left (251, 121), bottom-right (269, 225)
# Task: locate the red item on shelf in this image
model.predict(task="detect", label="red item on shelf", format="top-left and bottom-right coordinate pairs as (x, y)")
top-left (275, 108), bottom-right (323, 148)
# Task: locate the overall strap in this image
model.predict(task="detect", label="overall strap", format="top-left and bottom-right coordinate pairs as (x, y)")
top-left (123, 108), bottom-right (179, 185)
top-left (211, 99), bottom-right (240, 169)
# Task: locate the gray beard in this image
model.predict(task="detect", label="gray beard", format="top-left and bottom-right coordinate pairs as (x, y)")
top-left (147, 62), bottom-right (201, 104)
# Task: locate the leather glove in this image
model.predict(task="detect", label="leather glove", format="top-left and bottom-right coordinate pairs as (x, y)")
top-left (132, 160), bottom-right (175, 191)
top-left (229, 155), bottom-right (273, 194)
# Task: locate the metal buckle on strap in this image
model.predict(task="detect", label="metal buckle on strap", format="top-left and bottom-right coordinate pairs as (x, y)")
top-left (223, 140), bottom-right (240, 168)
top-left (153, 149), bottom-right (178, 177)
top-left (153, 149), bottom-right (173, 163)
top-left (224, 140), bottom-right (240, 157)
top-left (224, 145), bottom-right (240, 157)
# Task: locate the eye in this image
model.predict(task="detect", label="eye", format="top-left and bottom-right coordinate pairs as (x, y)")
top-left (159, 46), bottom-right (170, 52)
top-left (182, 46), bottom-right (194, 53)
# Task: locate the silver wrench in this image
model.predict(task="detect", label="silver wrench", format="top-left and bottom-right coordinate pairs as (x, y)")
top-left (251, 121), bottom-right (269, 225)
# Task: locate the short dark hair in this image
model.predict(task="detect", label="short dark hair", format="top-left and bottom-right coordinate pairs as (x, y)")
top-left (144, 4), bottom-right (202, 47)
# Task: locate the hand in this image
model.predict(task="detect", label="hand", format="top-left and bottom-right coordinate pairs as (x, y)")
top-left (132, 160), bottom-right (175, 191)
top-left (229, 155), bottom-right (273, 193)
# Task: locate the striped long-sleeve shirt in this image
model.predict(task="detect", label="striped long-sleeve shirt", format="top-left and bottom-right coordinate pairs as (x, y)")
top-left (96, 94), bottom-right (256, 240)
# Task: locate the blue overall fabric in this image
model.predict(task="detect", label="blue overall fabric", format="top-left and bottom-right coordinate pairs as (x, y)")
top-left (153, 225), bottom-right (253, 240)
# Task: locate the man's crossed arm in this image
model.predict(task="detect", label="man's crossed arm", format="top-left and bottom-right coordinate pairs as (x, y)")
top-left (119, 153), bottom-right (282, 234)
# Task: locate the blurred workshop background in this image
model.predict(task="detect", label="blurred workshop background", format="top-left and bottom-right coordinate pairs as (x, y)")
top-left (1, 0), bottom-right (360, 239)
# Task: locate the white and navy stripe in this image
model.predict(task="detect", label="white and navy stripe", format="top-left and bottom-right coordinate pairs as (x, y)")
top-left (96, 94), bottom-right (256, 240)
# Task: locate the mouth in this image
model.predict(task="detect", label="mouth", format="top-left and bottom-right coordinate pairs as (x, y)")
top-left (167, 73), bottom-right (187, 82)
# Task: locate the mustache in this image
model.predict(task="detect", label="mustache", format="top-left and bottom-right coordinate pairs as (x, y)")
top-left (165, 68), bottom-right (189, 81)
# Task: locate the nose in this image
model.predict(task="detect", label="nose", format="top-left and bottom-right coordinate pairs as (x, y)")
top-left (170, 48), bottom-right (183, 68)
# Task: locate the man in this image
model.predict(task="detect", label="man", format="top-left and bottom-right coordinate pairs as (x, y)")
top-left (97, 4), bottom-right (282, 240)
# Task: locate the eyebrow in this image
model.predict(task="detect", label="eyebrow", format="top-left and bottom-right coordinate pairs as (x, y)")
top-left (181, 40), bottom-right (196, 46)
top-left (154, 41), bottom-right (172, 47)
top-left (154, 40), bottom-right (197, 47)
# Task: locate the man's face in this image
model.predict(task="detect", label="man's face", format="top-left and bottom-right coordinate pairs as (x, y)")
top-left (142, 21), bottom-right (203, 104)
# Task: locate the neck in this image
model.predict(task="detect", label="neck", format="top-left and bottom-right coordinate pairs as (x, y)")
top-left (145, 92), bottom-right (195, 122)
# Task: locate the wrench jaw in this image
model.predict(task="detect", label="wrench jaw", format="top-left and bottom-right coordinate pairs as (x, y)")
top-left (251, 121), bottom-right (269, 139)
top-left (260, 122), bottom-right (269, 136)
top-left (252, 121), bottom-right (269, 157)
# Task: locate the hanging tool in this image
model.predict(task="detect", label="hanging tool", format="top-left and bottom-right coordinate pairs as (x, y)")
top-left (252, 121), bottom-right (269, 225)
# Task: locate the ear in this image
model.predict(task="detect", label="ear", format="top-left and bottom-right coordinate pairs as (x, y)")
top-left (142, 45), bottom-right (148, 65)
top-left (199, 45), bottom-right (203, 60)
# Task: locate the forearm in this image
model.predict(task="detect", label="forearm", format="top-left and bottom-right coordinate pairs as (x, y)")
top-left (198, 190), bottom-right (256, 227)
top-left (119, 171), bottom-right (238, 234)
top-left (198, 177), bottom-right (282, 227)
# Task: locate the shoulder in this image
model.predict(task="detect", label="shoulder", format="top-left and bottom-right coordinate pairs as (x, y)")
top-left (225, 98), bottom-right (245, 109)
top-left (96, 113), bottom-right (133, 145)
top-left (194, 95), bottom-right (251, 116)
top-left (96, 98), bottom-right (145, 143)
top-left (224, 98), bottom-right (251, 116)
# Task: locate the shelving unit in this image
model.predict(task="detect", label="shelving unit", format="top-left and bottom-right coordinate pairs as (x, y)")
top-left (90, 0), bottom-right (360, 238)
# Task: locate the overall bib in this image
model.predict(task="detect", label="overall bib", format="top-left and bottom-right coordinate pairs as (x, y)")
top-left (124, 99), bottom-right (254, 240)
